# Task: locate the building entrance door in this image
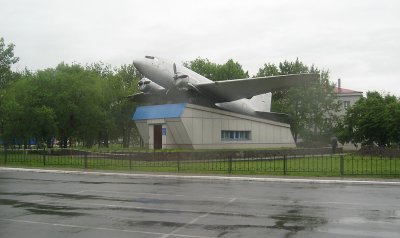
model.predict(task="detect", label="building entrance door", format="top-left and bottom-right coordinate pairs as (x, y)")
top-left (153, 125), bottom-right (162, 149)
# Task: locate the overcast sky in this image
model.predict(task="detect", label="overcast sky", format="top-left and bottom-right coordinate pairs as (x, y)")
top-left (1, 0), bottom-right (399, 95)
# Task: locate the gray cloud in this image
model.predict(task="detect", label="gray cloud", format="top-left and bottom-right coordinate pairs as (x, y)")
top-left (1, 0), bottom-right (399, 95)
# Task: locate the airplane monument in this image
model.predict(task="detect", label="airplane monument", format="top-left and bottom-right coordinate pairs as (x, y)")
top-left (129, 56), bottom-right (318, 149)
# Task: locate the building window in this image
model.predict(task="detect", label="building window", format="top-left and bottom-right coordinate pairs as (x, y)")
top-left (221, 130), bottom-right (251, 141)
top-left (343, 101), bottom-right (350, 109)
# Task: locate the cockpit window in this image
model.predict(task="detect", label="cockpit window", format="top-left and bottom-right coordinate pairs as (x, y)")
top-left (145, 56), bottom-right (155, 59)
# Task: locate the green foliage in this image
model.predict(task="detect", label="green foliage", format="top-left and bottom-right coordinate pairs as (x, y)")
top-left (0, 40), bottom-right (341, 149)
top-left (104, 64), bottom-right (141, 147)
top-left (184, 58), bottom-right (218, 80)
top-left (0, 37), bottom-right (19, 90)
top-left (1, 61), bottom-right (140, 148)
top-left (337, 91), bottom-right (400, 147)
top-left (0, 37), bottom-right (20, 144)
top-left (256, 59), bottom-right (340, 143)
top-left (256, 63), bottom-right (280, 77)
top-left (218, 59), bottom-right (249, 80)
top-left (184, 57), bottom-right (249, 81)
top-left (186, 57), bottom-right (339, 144)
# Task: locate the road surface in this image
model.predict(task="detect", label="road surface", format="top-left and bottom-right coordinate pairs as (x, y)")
top-left (0, 168), bottom-right (399, 238)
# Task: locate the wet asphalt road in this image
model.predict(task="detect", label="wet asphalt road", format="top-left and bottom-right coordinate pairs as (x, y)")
top-left (0, 170), bottom-right (399, 238)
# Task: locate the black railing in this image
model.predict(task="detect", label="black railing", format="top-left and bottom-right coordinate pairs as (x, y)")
top-left (1, 148), bottom-right (399, 176)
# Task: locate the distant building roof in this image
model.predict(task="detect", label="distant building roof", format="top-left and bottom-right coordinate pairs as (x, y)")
top-left (133, 103), bottom-right (186, 120)
top-left (334, 87), bottom-right (363, 94)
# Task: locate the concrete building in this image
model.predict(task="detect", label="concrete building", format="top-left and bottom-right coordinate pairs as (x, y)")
top-left (334, 79), bottom-right (363, 150)
top-left (133, 103), bottom-right (295, 149)
top-left (335, 78), bottom-right (363, 116)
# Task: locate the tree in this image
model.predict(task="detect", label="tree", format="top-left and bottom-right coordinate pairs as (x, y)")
top-left (30, 106), bottom-right (58, 147)
top-left (0, 76), bottom-right (57, 148)
top-left (387, 97), bottom-right (400, 146)
top-left (218, 59), bottom-right (249, 80)
top-left (184, 58), bottom-right (248, 81)
top-left (337, 91), bottom-right (400, 147)
top-left (1, 59), bottom-right (142, 149)
top-left (1, 63), bottom-right (109, 148)
top-left (256, 59), bottom-right (340, 144)
top-left (101, 63), bottom-right (140, 148)
top-left (256, 63), bottom-right (280, 77)
top-left (49, 63), bottom-right (109, 147)
top-left (0, 37), bottom-right (20, 142)
top-left (0, 37), bottom-right (19, 90)
top-left (184, 58), bottom-right (219, 80)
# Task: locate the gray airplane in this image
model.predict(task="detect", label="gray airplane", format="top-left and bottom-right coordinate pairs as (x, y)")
top-left (129, 56), bottom-right (319, 121)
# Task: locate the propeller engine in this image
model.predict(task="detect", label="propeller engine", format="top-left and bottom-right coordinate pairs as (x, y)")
top-left (138, 78), bottom-right (165, 93)
top-left (173, 63), bottom-right (189, 89)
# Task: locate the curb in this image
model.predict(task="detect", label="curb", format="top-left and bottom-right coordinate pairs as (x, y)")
top-left (1, 167), bottom-right (400, 185)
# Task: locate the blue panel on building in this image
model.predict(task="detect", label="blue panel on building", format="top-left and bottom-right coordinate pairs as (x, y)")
top-left (133, 103), bottom-right (186, 120)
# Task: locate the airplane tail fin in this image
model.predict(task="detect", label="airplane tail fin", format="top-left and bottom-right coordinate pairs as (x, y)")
top-left (250, 93), bottom-right (291, 124)
top-left (248, 93), bottom-right (272, 112)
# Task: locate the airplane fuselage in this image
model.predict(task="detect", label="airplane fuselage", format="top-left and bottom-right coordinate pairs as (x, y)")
top-left (132, 56), bottom-right (262, 116)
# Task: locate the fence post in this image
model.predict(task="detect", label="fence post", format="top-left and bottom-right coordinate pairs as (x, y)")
top-left (228, 157), bottom-right (232, 174)
top-left (43, 151), bottom-right (46, 166)
top-left (340, 155), bottom-right (344, 176)
top-left (177, 156), bottom-right (180, 172)
top-left (4, 148), bottom-right (7, 164)
top-left (84, 154), bottom-right (88, 169)
top-left (283, 155), bottom-right (287, 175)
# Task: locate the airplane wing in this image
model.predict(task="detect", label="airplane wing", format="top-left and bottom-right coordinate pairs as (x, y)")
top-left (255, 111), bottom-right (291, 124)
top-left (127, 92), bottom-right (166, 103)
top-left (194, 74), bottom-right (319, 103)
top-left (127, 89), bottom-right (200, 104)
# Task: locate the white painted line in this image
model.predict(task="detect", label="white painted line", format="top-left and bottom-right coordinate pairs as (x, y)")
top-left (1, 167), bottom-right (400, 185)
top-left (79, 190), bottom-right (226, 201)
top-left (0, 218), bottom-right (217, 238)
top-left (159, 197), bottom-right (237, 238)
top-left (83, 189), bottom-right (185, 197)
top-left (51, 200), bottom-right (204, 214)
top-left (235, 197), bottom-right (400, 208)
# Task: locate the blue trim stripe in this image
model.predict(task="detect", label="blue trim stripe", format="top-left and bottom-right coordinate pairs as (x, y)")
top-left (133, 103), bottom-right (186, 120)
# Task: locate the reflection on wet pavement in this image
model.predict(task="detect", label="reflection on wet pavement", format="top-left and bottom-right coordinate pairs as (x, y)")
top-left (1, 170), bottom-right (399, 238)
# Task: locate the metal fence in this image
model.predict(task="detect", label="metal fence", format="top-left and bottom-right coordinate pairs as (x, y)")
top-left (1, 149), bottom-right (400, 176)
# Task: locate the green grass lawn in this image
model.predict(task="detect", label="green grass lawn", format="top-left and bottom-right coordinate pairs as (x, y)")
top-left (1, 152), bottom-right (399, 177)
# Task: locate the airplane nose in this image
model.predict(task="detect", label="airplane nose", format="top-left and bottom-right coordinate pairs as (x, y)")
top-left (132, 58), bottom-right (144, 71)
top-left (132, 56), bottom-right (157, 74)
top-left (132, 58), bottom-right (141, 67)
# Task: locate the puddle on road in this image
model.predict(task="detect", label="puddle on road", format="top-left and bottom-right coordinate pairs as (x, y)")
top-left (0, 198), bottom-right (87, 217)
top-left (126, 220), bottom-right (184, 229)
top-left (0, 176), bottom-right (143, 185)
top-left (0, 191), bottom-right (224, 207)
top-left (121, 206), bottom-right (327, 238)
top-left (269, 208), bottom-right (327, 235)
top-left (0, 192), bottom-right (104, 201)
top-left (202, 208), bottom-right (327, 237)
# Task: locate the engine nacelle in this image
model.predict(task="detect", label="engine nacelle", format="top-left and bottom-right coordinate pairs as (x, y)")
top-left (138, 78), bottom-right (165, 93)
top-left (175, 76), bottom-right (189, 90)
